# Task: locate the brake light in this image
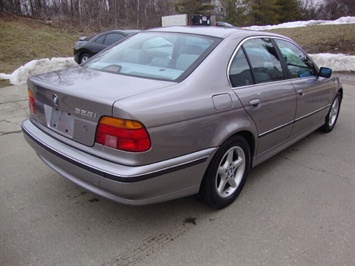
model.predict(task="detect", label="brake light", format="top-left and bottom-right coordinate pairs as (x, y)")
top-left (95, 116), bottom-right (151, 152)
top-left (28, 89), bottom-right (36, 115)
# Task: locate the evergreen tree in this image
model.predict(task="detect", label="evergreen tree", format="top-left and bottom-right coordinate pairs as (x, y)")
top-left (277, 0), bottom-right (302, 23)
top-left (174, 0), bottom-right (214, 18)
top-left (221, 0), bottom-right (249, 26)
top-left (245, 0), bottom-right (281, 25)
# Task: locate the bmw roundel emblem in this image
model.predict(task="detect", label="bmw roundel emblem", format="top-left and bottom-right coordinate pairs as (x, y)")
top-left (52, 94), bottom-right (59, 106)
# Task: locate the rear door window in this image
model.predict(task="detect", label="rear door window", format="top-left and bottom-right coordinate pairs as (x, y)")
top-left (229, 38), bottom-right (285, 87)
top-left (243, 38), bottom-right (285, 84)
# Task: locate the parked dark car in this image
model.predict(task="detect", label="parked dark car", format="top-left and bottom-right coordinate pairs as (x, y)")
top-left (216, 21), bottom-right (234, 28)
top-left (74, 29), bottom-right (139, 64)
top-left (23, 26), bottom-right (342, 209)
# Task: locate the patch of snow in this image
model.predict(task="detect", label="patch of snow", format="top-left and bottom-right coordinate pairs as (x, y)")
top-left (310, 53), bottom-right (355, 72)
top-left (243, 16), bottom-right (355, 30)
top-left (0, 57), bottom-right (77, 85)
top-left (323, 16), bottom-right (355, 25)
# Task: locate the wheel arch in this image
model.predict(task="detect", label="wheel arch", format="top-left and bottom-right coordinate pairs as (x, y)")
top-left (78, 49), bottom-right (92, 59)
top-left (337, 88), bottom-right (343, 100)
top-left (208, 110), bottom-right (258, 163)
top-left (198, 130), bottom-right (254, 208)
top-left (235, 130), bottom-right (255, 161)
top-left (220, 130), bottom-right (256, 168)
top-left (200, 129), bottom-right (256, 183)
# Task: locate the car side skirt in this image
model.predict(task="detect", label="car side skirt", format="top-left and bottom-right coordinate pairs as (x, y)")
top-left (253, 119), bottom-right (324, 168)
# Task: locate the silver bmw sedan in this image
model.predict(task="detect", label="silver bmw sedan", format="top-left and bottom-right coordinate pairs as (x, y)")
top-left (22, 26), bottom-right (343, 209)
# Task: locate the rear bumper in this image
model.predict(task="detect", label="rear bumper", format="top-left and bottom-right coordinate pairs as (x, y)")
top-left (22, 119), bottom-right (215, 205)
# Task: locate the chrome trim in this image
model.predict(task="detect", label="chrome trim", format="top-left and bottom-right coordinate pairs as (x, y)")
top-left (295, 104), bottom-right (330, 122)
top-left (259, 120), bottom-right (294, 138)
top-left (258, 104), bottom-right (331, 138)
top-left (52, 94), bottom-right (59, 106)
top-left (227, 35), bottom-right (296, 88)
top-left (259, 104), bottom-right (330, 138)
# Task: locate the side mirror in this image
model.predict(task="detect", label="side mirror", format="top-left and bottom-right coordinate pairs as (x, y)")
top-left (319, 67), bottom-right (332, 78)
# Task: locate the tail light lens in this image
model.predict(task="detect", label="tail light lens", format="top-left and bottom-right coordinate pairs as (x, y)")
top-left (95, 116), bottom-right (151, 152)
top-left (28, 89), bottom-right (37, 115)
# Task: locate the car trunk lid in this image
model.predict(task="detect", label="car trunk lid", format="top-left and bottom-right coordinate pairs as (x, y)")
top-left (28, 67), bottom-right (174, 147)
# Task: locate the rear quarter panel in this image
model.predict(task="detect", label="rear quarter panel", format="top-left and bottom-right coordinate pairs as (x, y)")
top-left (112, 38), bottom-right (258, 165)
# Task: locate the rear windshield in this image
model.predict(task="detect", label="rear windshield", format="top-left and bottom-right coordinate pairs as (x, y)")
top-left (85, 32), bottom-right (221, 81)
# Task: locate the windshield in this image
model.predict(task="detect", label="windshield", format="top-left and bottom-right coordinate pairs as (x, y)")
top-left (85, 32), bottom-right (221, 81)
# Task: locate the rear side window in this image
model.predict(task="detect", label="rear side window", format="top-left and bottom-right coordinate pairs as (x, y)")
top-left (104, 33), bottom-right (125, 45)
top-left (229, 49), bottom-right (253, 87)
top-left (95, 35), bottom-right (106, 44)
top-left (229, 38), bottom-right (285, 87)
top-left (274, 39), bottom-right (317, 78)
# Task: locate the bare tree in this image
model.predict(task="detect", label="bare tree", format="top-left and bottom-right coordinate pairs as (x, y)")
top-left (320, 0), bottom-right (355, 19)
top-left (1, 0), bottom-right (352, 30)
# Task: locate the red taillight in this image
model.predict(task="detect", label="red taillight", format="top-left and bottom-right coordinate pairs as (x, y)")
top-left (28, 89), bottom-right (36, 115)
top-left (95, 116), bottom-right (151, 152)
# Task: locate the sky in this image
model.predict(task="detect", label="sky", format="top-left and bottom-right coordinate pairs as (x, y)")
top-left (1, 16), bottom-right (354, 86)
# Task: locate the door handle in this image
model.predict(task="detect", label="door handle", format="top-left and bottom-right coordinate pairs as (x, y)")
top-left (297, 89), bottom-right (304, 96)
top-left (249, 99), bottom-right (261, 108)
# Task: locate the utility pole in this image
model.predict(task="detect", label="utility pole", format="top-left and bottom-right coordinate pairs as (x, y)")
top-left (115, 0), bottom-right (118, 28)
top-left (137, 0), bottom-right (140, 28)
top-left (78, 0), bottom-right (81, 26)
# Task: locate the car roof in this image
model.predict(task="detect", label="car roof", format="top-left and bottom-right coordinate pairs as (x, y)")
top-left (145, 26), bottom-right (285, 40)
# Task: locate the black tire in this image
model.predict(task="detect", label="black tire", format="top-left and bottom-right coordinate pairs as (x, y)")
top-left (80, 53), bottom-right (91, 64)
top-left (199, 135), bottom-right (251, 209)
top-left (320, 92), bottom-right (342, 133)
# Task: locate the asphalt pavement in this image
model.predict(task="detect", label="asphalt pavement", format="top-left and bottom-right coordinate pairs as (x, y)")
top-left (0, 73), bottom-right (354, 266)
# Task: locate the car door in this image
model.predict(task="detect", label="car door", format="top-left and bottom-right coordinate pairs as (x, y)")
top-left (274, 39), bottom-right (334, 136)
top-left (230, 38), bottom-right (297, 155)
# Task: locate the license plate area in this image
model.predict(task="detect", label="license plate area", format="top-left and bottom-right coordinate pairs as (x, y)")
top-left (45, 105), bottom-right (74, 138)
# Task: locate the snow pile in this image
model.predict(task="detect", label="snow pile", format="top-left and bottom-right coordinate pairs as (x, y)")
top-left (0, 57), bottom-right (77, 85)
top-left (310, 53), bottom-right (355, 72)
top-left (323, 16), bottom-right (355, 25)
top-left (244, 16), bottom-right (355, 30)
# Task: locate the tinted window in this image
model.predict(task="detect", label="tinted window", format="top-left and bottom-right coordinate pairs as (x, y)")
top-left (274, 39), bottom-right (317, 78)
top-left (229, 49), bottom-right (253, 87)
top-left (104, 33), bottom-right (125, 45)
top-left (243, 38), bottom-right (285, 83)
top-left (95, 35), bottom-right (106, 44)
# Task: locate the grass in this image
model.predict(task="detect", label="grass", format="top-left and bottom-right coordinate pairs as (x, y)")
top-left (1, 14), bottom-right (354, 88)
top-left (0, 15), bottom-right (79, 87)
top-left (0, 15), bottom-right (78, 73)
top-left (268, 24), bottom-right (355, 55)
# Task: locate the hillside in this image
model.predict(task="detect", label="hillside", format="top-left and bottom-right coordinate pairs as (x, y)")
top-left (0, 15), bottom-right (79, 74)
top-left (268, 24), bottom-right (355, 55)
